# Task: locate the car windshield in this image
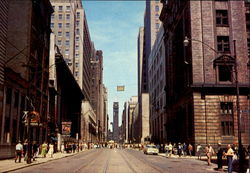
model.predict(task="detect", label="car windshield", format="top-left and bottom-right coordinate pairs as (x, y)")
top-left (147, 145), bottom-right (156, 148)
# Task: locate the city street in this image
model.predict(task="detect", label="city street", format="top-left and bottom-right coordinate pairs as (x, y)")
top-left (10, 149), bottom-right (217, 173)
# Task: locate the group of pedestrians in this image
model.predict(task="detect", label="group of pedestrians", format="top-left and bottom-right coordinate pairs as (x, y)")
top-left (163, 142), bottom-right (194, 157)
top-left (15, 140), bottom-right (55, 163)
top-left (198, 143), bottom-right (249, 173)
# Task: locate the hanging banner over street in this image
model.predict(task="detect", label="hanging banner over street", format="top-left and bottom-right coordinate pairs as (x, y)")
top-left (62, 122), bottom-right (72, 136)
top-left (117, 85), bottom-right (125, 91)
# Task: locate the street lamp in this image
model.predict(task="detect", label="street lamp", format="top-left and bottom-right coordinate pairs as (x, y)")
top-left (184, 36), bottom-right (244, 172)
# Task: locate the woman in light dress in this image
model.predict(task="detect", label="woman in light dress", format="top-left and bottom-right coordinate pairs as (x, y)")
top-left (47, 143), bottom-right (54, 158)
top-left (41, 142), bottom-right (48, 158)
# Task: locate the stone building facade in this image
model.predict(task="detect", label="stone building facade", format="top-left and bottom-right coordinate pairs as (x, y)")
top-left (0, 0), bottom-right (53, 158)
top-left (148, 25), bottom-right (166, 144)
top-left (160, 0), bottom-right (250, 148)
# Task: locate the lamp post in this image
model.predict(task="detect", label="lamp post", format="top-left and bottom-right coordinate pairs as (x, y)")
top-left (184, 36), bottom-right (244, 172)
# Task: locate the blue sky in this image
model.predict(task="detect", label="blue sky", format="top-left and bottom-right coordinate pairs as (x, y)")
top-left (82, 1), bottom-right (145, 129)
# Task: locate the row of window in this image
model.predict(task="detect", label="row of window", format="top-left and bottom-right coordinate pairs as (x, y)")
top-left (52, 5), bottom-right (71, 12)
top-left (51, 14), bottom-right (71, 20)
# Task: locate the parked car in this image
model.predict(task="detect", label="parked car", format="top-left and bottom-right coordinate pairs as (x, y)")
top-left (143, 144), bottom-right (159, 155)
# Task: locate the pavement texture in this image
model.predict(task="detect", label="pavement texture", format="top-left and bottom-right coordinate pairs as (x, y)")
top-left (1, 148), bottom-right (248, 173)
top-left (0, 148), bottom-right (224, 173)
top-left (0, 150), bottom-right (85, 173)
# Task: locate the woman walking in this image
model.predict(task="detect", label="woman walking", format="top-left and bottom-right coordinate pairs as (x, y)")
top-left (41, 142), bottom-right (48, 158)
top-left (48, 143), bottom-right (54, 158)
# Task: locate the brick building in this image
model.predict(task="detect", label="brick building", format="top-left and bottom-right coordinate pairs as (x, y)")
top-left (160, 0), bottom-right (250, 148)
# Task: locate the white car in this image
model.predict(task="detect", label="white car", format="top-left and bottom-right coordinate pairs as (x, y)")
top-left (143, 144), bottom-right (159, 155)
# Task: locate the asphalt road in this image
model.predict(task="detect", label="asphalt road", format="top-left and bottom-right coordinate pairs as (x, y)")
top-left (11, 148), bottom-right (217, 173)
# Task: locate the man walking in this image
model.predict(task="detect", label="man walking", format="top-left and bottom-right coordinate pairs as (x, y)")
top-left (196, 144), bottom-right (202, 160)
top-left (205, 144), bottom-right (214, 166)
top-left (217, 143), bottom-right (224, 171)
top-left (224, 144), bottom-right (234, 173)
top-left (15, 141), bottom-right (23, 163)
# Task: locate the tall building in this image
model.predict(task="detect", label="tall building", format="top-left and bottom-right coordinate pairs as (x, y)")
top-left (113, 102), bottom-right (119, 142)
top-left (50, 0), bottom-right (100, 143)
top-left (50, 0), bottom-right (91, 99)
top-left (121, 102), bottom-right (128, 143)
top-left (136, 0), bottom-right (161, 143)
top-left (90, 50), bottom-right (104, 142)
top-left (1, 0), bottom-right (53, 158)
top-left (160, 0), bottom-right (250, 148)
top-left (0, 0), bottom-right (8, 156)
top-left (148, 25), bottom-right (166, 143)
top-left (127, 96), bottom-right (138, 143)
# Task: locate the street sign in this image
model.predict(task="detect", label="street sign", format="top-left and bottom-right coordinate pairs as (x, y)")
top-left (117, 85), bottom-right (125, 91)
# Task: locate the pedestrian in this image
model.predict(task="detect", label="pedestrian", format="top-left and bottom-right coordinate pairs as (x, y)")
top-left (73, 143), bottom-right (76, 153)
top-left (217, 143), bottom-right (224, 171)
top-left (165, 143), bottom-right (169, 157)
top-left (61, 143), bottom-right (65, 153)
top-left (177, 143), bottom-right (182, 157)
top-left (183, 143), bottom-right (187, 156)
top-left (188, 144), bottom-right (193, 156)
top-left (41, 141), bottom-right (48, 158)
top-left (205, 144), bottom-right (214, 166)
top-left (15, 141), bottom-right (23, 163)
top-left (32, 141), bottom-right (38, 161)
top-left (196, 144), bottom-right (202, 160)
top-left (23, 139), bottom-right (28, 161)
top-left (224, 144), bottom-right (234, 173)
top-left (47, 143), bottom-right (54, 158)
top-left (168, 142), bottom-right (173, 157)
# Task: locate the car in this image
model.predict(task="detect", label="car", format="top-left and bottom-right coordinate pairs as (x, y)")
top-left (143, 144), bottom-right (159, 155)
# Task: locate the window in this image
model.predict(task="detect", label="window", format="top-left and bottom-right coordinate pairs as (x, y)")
top-left (58, 31), bottom-right (62, 36)
top-left (75, 53), bottom-right (79, 58)
top-left (216, 10), bottom-right (228, 26)
top-left (75, 63), bottom-right (79, 68)
top-left (218, 65), bottom-right (233, 82)
top-left (75, 71), bottom-right (79, 77)
top-left (76, 20), bottom-right (80, 27)
top-left (217, 36), bottom-right (230, 52)
top-left (52, 6), bottom-right (55, 9)
top-left (58, 23), bottom-right (62, 28)
top-left (65, 49), bottom-right (69, 55)
top-left (58, 6), bottom-right (63, 11)
top-left (66, 6), bottom-right (70, 11)
top-left (76, 45), bottom-right (79, 50)
top-left (57, 40), bottom-right (62, 45)
top-left (76, 29), bottom-right (80, 35)
top-left (155, 14), bottom-right (159, 20)
top-left (155, 5), bottom-right (159, 12)
top-left (220, 102), bottom-right (233, 114)
top-left (247, 38), bottom-right (250, 58)
top-left (58, 14), bottom-right (63, 20)
top-left (65, 40), bottom-right (70, 46)
top-left (66, 14), bottom-right (70, 20)
top-left (76, 36), bottom-right (79, 42)
top-left (66, 23), bottom-right (70, 28)
top-left (220, 102), bottom-right (234, 136)
top-left (51, 14), bottom-right (55, 20)
top-left (66, 32), bottom-right (70, 38)
top-left (50, 23), bottom-right (54, 28)
top-left (77, 12), bottom-right (80, 19)
top-left (156, 23), bottom-right (160, 29)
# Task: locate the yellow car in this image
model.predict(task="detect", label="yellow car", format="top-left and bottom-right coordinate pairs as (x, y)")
top-left (143, 144), bottom-right (159, 155)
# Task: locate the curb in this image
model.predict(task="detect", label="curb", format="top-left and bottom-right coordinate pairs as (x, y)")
top-left (2, 150), bottom-right (86, 173)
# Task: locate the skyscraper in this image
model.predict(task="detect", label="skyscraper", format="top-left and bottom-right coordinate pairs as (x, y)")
top-left (50, 0), bottom-right (92, 101)
top-left (113, 102), bottom-right (119, 142)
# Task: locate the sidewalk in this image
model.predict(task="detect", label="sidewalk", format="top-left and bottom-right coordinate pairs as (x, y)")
top-left (0, 150), bottom-right (86, 173)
